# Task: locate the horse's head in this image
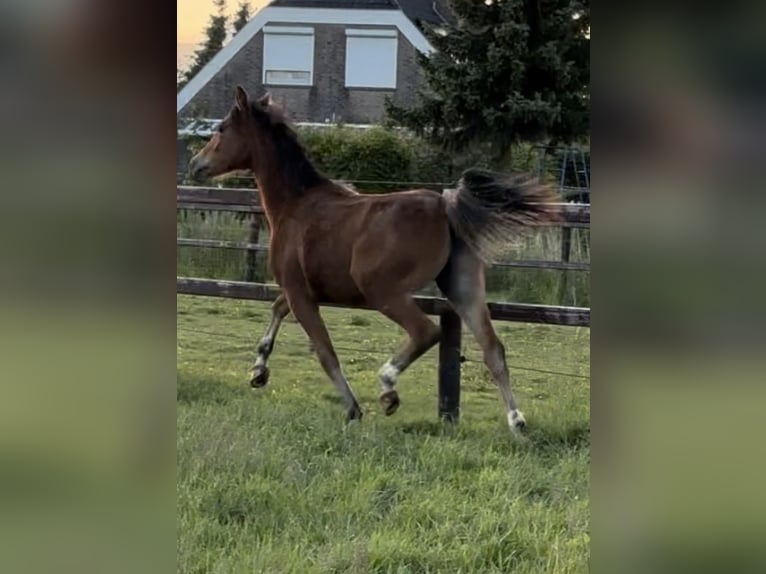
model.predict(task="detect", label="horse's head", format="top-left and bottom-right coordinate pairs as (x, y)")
top-left (188, 86), bottom-right (275, 181)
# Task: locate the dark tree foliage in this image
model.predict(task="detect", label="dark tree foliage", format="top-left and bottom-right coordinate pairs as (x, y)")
top-left (232, 1), bottom-right (252, 35)
top-left (386, 0), bottom-right (589, 159)
top-left (178, 0), bottom-right (228, 91)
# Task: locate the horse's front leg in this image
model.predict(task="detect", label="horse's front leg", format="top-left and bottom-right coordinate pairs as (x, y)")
top-left (250, 293), bottom-right (290, 388)
top-left (285, 288), bottom-right (362, 421)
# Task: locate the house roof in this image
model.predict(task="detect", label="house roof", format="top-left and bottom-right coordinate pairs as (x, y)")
top-left (268, 0), bottom-right (450, 26)
top-left (269, 0), bottom-right (398, 8)
top-left (177, 6), bottom-right (436, 114)
top-left (398, 0), bottom-right (453, 26)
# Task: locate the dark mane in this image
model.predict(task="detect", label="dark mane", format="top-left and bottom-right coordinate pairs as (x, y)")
top-left (251, 103), bottom-right (329, 193)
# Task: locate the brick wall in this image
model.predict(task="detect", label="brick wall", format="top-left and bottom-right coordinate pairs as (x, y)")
top-left (178, 22), bottom-right (424, 124)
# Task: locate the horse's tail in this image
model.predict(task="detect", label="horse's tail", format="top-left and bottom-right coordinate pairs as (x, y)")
top-left (443, 168), bottom-right (560, 263)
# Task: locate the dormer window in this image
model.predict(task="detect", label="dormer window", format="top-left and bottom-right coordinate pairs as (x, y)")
top-left (345, 28), bottom-right (398, 89)
top-left (263, 26), bottom-right (314, 86)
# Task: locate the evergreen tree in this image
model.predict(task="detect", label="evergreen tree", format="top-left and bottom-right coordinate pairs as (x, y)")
top-left (386, 0), bottom-right (589, 161)
top-left (232, 1), bottom-right (252, 35)
top-left (179, 0), bottom-right (228, 91)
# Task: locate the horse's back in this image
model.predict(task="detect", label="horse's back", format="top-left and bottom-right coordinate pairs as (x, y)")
top-left (296, 185), bottom-right (447, 241)
top-left (346, 189), bottom-right (452, 297)
top-left (275, 185), bottom-right (451, 304)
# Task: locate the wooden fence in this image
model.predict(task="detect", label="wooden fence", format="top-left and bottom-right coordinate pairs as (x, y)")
top-left (177, 185), bottom-right (590, 421)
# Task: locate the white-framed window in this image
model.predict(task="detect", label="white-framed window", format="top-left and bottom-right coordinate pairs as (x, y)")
top-left (262, 26), bottom-right (314, 86)
top-left (345, 28), bottom-right (398, 89)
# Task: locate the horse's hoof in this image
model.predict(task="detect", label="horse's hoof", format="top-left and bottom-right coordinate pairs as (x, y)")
top-left (250, 366), bottom-right (269, 388)
top-left (379, 390), bottom-right (401, 416)
top-left (346, 406), bottom-right (363, 422)
top-left (508, 409), bottom-right (527, 431)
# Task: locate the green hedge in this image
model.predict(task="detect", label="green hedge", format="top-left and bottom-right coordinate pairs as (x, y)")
top-left (179, 126), bottom-right (545, 192)
top-left (300, 127), bottom-right (413, 191)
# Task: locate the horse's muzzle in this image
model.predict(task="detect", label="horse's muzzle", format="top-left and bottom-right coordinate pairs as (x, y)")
top-left (188, 157), bottom-right (210, 182)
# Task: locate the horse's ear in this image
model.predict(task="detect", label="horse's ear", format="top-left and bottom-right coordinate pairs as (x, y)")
top-left (258, 92), bottom-right (273, 108)
top-left (234, 86), bottom-right (249, 112)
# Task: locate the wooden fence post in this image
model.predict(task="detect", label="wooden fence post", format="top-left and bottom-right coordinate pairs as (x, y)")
top-left (438, 310), bottom-right (462, 422)
top-left (244, 190), bottom-right (262, 283)
top-left (558, 226), bottom-right (572, 303)
top-left (243, 214), bottom-right (262, 282)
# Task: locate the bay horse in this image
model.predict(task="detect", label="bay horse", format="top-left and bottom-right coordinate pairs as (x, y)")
top-left (189, 87), bottom-right (557, 433)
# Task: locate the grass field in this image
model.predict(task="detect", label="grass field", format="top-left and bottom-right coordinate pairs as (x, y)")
top-left (177, 294), bottom-right (590, 573)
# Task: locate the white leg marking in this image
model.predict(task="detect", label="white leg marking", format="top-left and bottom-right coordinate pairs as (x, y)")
top-left (254, 336), bottom-right (273, 368)
top-left (250, 336), bottom-right (273, 387)
top-left (508, 409), bottom-right (526, 430)
top-left (378, 360), bottom-right (400, 393)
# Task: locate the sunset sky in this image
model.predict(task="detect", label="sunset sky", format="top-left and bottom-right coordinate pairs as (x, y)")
top-left (177, 0), bottom-right (268, 44)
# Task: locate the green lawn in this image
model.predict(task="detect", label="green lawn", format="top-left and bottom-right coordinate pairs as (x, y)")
top-left (177, 294), bottom-right (590, 573)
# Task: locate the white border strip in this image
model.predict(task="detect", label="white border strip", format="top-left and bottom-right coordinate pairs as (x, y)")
top-left (178, 120), bottom-right (381, 137)
top-left (263, 25), bottom-right (314, 35)
top-left (345, 28), bottom-right (397, 38)
top-left (177, 7), bottom-right (434, 113)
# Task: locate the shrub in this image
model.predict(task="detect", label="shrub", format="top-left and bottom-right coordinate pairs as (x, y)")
top-left (178, 125), bottom-right (571, 191)
top-left (300, 126), bottom-right (413, 192)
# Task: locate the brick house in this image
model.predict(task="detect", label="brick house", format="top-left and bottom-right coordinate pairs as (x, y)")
top-left (177, 0), bottom-right (450, 127)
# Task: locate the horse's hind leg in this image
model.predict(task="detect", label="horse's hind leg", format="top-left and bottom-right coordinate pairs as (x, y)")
top-left (369, 295), bottom-right (441, 416)
top-left (250, 293), bottom-right (289, 388)
top-left (436, 242), bottom-right (526, 432)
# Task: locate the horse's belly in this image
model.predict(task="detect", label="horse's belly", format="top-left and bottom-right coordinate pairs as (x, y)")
top-left (306, 273), bottom-right (365, 305)
top-left (302, 251), bottom-right (364, 305)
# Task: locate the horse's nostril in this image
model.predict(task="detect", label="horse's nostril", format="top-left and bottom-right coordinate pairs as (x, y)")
top-left (189, 160), bottom-right (208, 181)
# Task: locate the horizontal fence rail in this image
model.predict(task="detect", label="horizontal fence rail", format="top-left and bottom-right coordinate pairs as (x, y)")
top-left (176, 238), bottom-right (589, 272)
top-left (177, 185), bottom-right (591, 272)
top-left (177, 277), bottom-right (590, 327)
top-left (177, 238), bottom-right (270, 252)
top-left (177, 186), bottom-right (590, 228)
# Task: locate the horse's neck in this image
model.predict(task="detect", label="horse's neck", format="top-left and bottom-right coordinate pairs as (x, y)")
top-left (250, 145), bottom-right (290, 221)
top-left (254, 170), bottom-right (316, 226)
top-left (251, 138), bottom-right (327, 222)
top-left (254, 175), bottom-right (290, 224)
